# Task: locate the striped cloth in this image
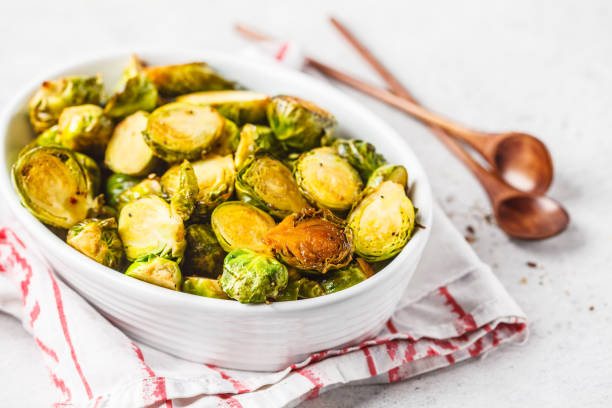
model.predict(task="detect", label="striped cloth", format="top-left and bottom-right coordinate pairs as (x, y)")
top-left (0, 202), bottom-right (526, 407)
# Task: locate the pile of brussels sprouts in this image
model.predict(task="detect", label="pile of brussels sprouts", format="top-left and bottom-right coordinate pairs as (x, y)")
top-left (12, 55), bottom-right (418, 303)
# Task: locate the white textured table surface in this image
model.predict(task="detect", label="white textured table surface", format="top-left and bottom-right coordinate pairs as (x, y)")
top-left (1, 0), bottom-right (610, 406)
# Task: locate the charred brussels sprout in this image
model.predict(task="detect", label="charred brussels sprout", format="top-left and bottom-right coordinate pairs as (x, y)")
top-left (105, 56), bottom-right (158, 119)
top-left (144, 102), bottom-right (224, 163)
top-left (67, 218), bottom-right (123, 269)
top-left (116, 176), bottom-right (162, 211)
top-left (210, 118), bottom-right (239, 156)
top-left (105, 111), bottom-right (158, 176)
top-left (125, 256), bottom-right (182, 290)
top-left (321, 259), bottom-right (373, 294)
top-left (236, 156), bottom-right (310, 219)
top-left (366, 164), bottom-right (408, 190)
top-left (12, 146), bottom-right (102, 228)
top-left (178, 90), bottom-right (269, 125)
top-left (347, 181), bottom-right (415, 262)
top-left (29, 75), bottom-right (104, 133)
top-left (118, 195), bottom-right (186, 261)
top-left (267, 95), bottom-right (336, 151)
top-left (220, 248), bottom-right (288, 303)
top-left (144, 62), bottom-right (234, 96)
top-left (169, 160), bottom-right (199, 221)
top-left (332, 139), bottom-right (386, 181)
top-left (183, 276), bottom-right (229, 299)
top-left (234, 124), bottom-right (279, 170)
top-left (183, 224), bottom-right (225, 277)
top-left (57, 104), bottom-right (113, 154)
top-left (211, 201), bottom-right (275, 253)
top-left (105, 173), bottom-right (140, 207)
top-left (265, 208), bottom-right (354, 273)
top-left (294, 147), bottom-right (363, 212)
top-left (162, 154), bottom-right (235, 217)
top-left (277, 269), bottom-right (325, 301)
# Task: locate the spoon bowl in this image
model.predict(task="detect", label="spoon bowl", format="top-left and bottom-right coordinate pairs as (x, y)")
top-left (495, 194), bottom-right (569, 239)
top-left (490, 132), bottom-right (553, 194)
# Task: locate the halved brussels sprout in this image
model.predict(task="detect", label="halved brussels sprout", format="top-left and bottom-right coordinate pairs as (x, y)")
top-left (57, 104), bottom-right (113, 154)
top-left (125, 256), bottom-right (182, 290)
top-left (105, 111), bottom-right (158, 176)
top-left (12, 146), bottom-right (102, 228)
top-left (277, 268), bottom-right (326, 301)
top-left (332, 138), bottom-right (386, 180)
top-left (74, 151), bottom-right (102, 195)
top-left (118, 195), bottom-right (186, 261)
top-left (347, 181), bottom-right (415, 262)
top-left (105, 173), bottom-right (140, 208)
top-left (29, 75), bottom-right (104, 133)
top-left (265, 208), bottom-right (354, 273)
top-left (366, 164), bottom-right (408, 190)
top-left (267, 95), bottom-right (336, 151)
top-left (178, 90), bottom-right (269, 125)
top-left (220, 248), bottom-right (288, 303)
top-left (169, 160), bottom-right (199, 221)
top-left (162, 154), bottom-right (235, 217)
top-left (183, 276), bottom-right (230, 299)
top-left (236, 156), bottom-right (310, 219)
top-left (294, 147), bottom-right (363, 212)
top-left (144, 62), bottom-right (234, 96)
top-left (211, 201), bottom-right (275, 253)
top-left (210, 118), bottom-right (239, 156)
top-left (233, 124), bottom-right (279, 170)
top-left (183, 224), bottom-right (225, 277)
top-left (144, 102), bottom-right (224, 163)
top-left (18, 125), bottom-right (62, 159)
top-left (320, 258), bottom-right (373, 294)
top-left (116, 175), bottom-right (162, 211)
top-left (104, 56), bottom-right (158, 119)
top-left (67, 218), bottom-right (123, 269)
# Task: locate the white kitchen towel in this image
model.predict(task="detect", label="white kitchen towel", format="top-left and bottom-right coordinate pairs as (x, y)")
top-left (0, 202), bottom-right (527, 408)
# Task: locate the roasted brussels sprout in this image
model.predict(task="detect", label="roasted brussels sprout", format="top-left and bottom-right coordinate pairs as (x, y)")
top-left (105, 111), bottom-right (158, 176)
top-left (183, 224), bottom-right (225, 277)
top-left (144, 102), bottom-right (224, 163)
top-left (294, 147), bottom-right (363, 212)
top-left (211, 201), bottom-right (275, 253)
top-left (125, 256), bottom-right (182, 290)
top-left (267, 95), bottom-right (336, 151)
top-left (29, 75), bottom-right (104, 133)
top-left (74, 151), bottom-right (102, 194)
top-left (12, 146), bottom-right (102, 228)
top-left (277, 268), bottom-right (326, 301)
top-left (162, 154), bottom-right (235, 217)
top-left (233, 124), bottom-right (279, 170)
top-left (67, 218), bottom-right (123, 269)
top-left (178, 90), bottom-right (269, 125)
top-left (332, 138), bottom-right (386, 180)
top-left (220, 248), bottom-right (288, 303)
top-left (265, 208), bottom-right (354, 273)
top-left (105, 173), bottom-right (140, 208)
top-left (144, 62), bottom-right (234, 96)
top-left (320, 258), bottom-right (373, 294)
top-left (366, 164), bottom-right (408, 190)
top-left (118, 195), bottom-right (186, 261)
top-left (347, 181), bottom-right (415, 262)
top-left (183, 276), bottom-right (230, 299)
top-left (210, 118), bottom-right (239, 156)
top-left (104, 56), bottom-right (158, 119)
top-left (236, 156), bottom-right (310, 218)
top-left (169, 160), bottom-right (199, 221)
top-left (57, 104), bottom-right (113, 154)
top-left (116, 176), bottom-right (162, 211)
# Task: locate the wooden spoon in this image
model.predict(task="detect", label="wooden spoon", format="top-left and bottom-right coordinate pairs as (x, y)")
top-left (324, 18), bottom-right (568, 239)
top-left (328, 17), bottom-right (554, 195)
